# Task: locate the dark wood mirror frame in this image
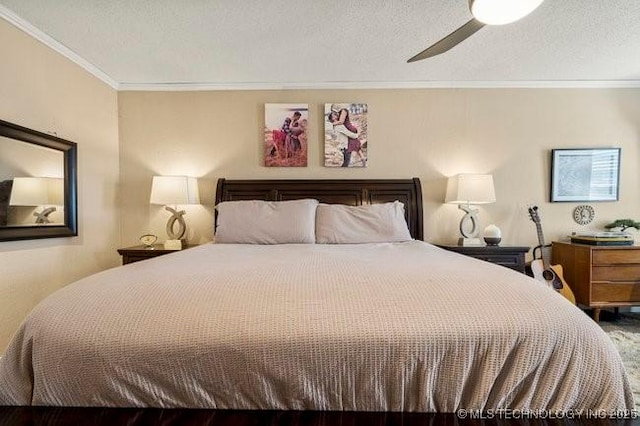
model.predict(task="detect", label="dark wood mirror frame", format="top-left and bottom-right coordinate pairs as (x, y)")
top-left (0, 119), bottom-right (78, 242)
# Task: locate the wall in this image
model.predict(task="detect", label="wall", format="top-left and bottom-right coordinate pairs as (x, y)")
top-left (118, 89), bottom-right (640, 249)
top-left (0, 19), bottom-right (120, 351)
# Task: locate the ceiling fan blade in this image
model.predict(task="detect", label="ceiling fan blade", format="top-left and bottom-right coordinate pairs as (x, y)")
top-left (407, 19), bottom-right (485, 62)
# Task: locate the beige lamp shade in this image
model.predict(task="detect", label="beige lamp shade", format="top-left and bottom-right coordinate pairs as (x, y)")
top-left (445, 173), bottom-right (496, 243)
top-left (469, 0), bottom-right (544, 25)
top-left (445, 174), bottom-right (496, 205)
top-left (9, 177), bottom-right (64, 206)
top-left (150, 176), bottom-right (200, 242)
top-left (150, 176), bottom-right (200, 205)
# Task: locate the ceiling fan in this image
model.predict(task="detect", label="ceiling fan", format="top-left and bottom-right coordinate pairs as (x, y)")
top-left (407, 0), bottom-right (544, 62)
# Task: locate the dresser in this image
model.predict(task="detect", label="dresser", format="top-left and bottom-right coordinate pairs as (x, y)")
top-left (437, 245), bottom-right (529, 274)
top-left (552, 241), bottom-right (640, 321)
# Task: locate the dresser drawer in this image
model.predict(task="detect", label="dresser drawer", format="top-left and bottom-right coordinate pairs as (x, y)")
top-left (592, 282), bottom-right (640, 303)
top-left (593, 250), bottom-right (640, 265)
top-left (592, 265), bottom-right (640, 282)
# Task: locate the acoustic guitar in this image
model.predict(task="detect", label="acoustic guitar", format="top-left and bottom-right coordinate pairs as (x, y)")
top-left (527, 206), bottom-right (576, 304)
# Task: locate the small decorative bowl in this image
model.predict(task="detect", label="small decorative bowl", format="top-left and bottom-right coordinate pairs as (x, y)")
top-left (484, 237), bottom-right (501, 246)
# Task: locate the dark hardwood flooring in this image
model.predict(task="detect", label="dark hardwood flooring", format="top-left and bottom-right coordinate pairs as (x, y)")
top-left (3, 409), bottom-right (438, 426)
top-left (0, 408), bottom-right (636, 426)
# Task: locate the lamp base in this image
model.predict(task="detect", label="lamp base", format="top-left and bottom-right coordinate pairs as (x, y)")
top-left (33, 206), bottom-right (57, 224)
top-left (164, 239), bottom-right (183, 250)
top-left (484, 237), bottom-right (501, 246)
top-left (458, 237), bottom-right (483, 246)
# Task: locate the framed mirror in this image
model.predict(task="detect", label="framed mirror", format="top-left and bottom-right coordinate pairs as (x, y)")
top-left (0, 119), bottom-right (77, 241)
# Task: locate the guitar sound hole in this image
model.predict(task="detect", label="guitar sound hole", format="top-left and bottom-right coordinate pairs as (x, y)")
top-left (542, 270), bottom-right (554, 281)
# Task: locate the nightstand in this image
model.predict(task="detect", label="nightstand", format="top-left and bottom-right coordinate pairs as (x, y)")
top-left (437, 245), bottom-right (530, 274)
top-left (117, 244), bottom-right (195, 265)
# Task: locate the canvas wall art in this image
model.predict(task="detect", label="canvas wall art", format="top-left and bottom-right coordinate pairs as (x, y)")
top-left (324, 103), bottom-right (368, 167)
top-left (550, 148), bottom-right (620, 202)
top-left (264, 103), bottom-right (308, 167)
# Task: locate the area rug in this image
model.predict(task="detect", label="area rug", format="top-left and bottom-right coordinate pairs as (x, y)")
top-left (600, 313), bottom-right (640, 409)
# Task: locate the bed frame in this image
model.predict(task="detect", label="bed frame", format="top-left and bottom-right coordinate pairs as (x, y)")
top-left (215, 178), bottom-right (424, 240)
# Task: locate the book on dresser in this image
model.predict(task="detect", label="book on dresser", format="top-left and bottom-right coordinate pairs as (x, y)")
top-left (569, 231), bottom-right (634, 246)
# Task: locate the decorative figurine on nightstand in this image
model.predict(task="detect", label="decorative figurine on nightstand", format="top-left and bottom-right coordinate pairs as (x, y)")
top-left (139, 234), bottom-right (158, 249)
top-left (483, 224), bottom-right (501, 246)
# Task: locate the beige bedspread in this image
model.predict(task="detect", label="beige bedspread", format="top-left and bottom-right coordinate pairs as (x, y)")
top-left (0, 241), bottom-right (634, 410)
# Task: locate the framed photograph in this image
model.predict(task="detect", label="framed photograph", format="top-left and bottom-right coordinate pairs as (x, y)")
top-left (264, 103), bottom-right (308, 167)
top-left (550, 148), bottom-right (621, 202)
top-left (324, 103), bottom-right (368, 167)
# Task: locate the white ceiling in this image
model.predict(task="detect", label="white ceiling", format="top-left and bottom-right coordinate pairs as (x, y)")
top-left (1, 1), bottom-right (640, 90)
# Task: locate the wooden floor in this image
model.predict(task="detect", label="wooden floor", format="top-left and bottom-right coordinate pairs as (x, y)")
top-left (0, 408), bottom-right (448, 425)
top-left (0, 407), bottom-right (629, 426)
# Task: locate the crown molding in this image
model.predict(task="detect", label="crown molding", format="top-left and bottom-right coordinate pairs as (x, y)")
top-left (119, 80), bottom-right (640, 91)
top-left (0, 5), bottom-right (119, 90)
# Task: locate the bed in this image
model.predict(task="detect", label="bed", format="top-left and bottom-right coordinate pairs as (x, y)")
top-left (0, 178), bottom-right (633, 412)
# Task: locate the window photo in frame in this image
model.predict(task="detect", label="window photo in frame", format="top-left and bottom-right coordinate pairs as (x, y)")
top-left (550, 148), bottom-right (620, 202)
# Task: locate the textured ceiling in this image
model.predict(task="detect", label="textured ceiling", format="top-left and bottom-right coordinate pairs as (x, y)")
top-left (1, 0), bottom-right (640, 89)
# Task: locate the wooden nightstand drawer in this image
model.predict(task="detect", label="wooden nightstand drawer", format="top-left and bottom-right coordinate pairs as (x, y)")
top-left (117, 244), bottom-right (196, 265)
top-left (122, 255), bottom-right (146, 264)
top-left (436, 245), bottom-right (530, 274)
top-left (477, 254), bottom-right (521, 268)
top-left (593, 250), bottom-right (640, 265)
top-left (592, 282), bottom-right (640, 303)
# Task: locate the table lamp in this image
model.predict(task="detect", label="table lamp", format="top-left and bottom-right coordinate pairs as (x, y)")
top-left (150, 176), bottom-right (200, 249)
top-left (445, 173), bottom-right (496, 246)
top-left (9, 177), bottom-right (64, 224)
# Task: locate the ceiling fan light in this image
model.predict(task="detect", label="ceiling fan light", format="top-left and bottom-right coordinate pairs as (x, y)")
top-left (469, 0), bottom-right (544, 25)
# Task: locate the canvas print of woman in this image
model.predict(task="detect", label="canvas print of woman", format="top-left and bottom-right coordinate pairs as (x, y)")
top-left (324, 103), bottom-right (368, 167)
top-left (264, 104), bottom-right (308, 167)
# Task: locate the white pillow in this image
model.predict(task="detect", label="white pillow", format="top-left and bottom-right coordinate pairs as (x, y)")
top-left (315, 201), bottom-right (412, 244)
top-left (215, 199), bottom-right (318, 244)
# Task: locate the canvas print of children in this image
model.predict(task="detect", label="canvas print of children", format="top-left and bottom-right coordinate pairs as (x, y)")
top-left (264, 104), bottom-right (308, 167)
top-left (324, 103), bottom-right (368, 167)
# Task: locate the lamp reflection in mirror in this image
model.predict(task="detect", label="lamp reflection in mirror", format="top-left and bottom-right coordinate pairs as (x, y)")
top-left (9, 177), bottom-right (63, 224)
top-left (150, 176), bottom-right (200, 243)
top-left (469, 0), bottom-right (544, 25)
top-left (445, 174), bottom-right (496, 246)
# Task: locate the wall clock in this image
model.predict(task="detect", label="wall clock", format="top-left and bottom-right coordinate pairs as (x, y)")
top-left (573, 205), bottom-right (595, 225)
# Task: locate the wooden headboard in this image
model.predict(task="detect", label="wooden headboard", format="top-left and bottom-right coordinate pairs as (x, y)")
top-left (215, 178), bottom-right (423, 240)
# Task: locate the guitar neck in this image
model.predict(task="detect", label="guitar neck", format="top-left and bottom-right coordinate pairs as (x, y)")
top-left (534, 222), bottom-right (551, 268)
